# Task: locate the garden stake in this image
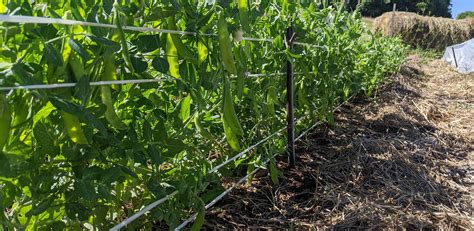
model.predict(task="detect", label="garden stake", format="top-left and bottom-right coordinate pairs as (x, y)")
top-left (286, 26), bottom-right (295, 169)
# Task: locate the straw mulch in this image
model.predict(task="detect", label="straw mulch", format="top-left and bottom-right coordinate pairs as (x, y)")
top-left (374, 12), bottom-right (474, 50)
top-left (202, 55), bottom-right (474, 230)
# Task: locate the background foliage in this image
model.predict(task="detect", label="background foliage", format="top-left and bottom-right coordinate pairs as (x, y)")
top-left (0, 0), bottom-right (406, 229)
top-left (347, 0), bottom-right (452, 18)
top-left (457, 11), bottom-right (474, 19)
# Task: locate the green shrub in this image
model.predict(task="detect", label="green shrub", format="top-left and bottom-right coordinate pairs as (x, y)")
top-left (457, 11), bottom-right (474, 19)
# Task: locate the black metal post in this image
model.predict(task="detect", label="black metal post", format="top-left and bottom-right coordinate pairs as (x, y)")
top-left (452, 47), bottom-right (458, 68)
top-left (286, 26), bottom-right (295, 168)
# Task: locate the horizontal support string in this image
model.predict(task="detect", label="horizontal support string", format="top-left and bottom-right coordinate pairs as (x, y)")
top-left (0, 15), bottom-right (320, 48)
top-left (109, 191), bottom-right (179, 231)
top-left (1, 71), bottom-right (310, 91)
top-left (174, 154), bottom-right (275, 231)
top-left (208, 126), bottom-right (285, 174)
top-left (0, 78), bottom-right (166, 91)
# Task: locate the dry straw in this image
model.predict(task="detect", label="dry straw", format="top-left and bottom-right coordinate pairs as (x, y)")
top-left (374, 12), bottom-right (474, 50)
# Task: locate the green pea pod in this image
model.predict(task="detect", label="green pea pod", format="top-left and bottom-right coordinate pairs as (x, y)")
top-left (62, 112), bottom-right (88, 145)
top-left (222, 76), bottom-right (243, 152)
top-left (222, 77), bottom-right (243, 136)
top-left (166, 33), bottom-right (181, 78)
top-left (68, 53), bottom-right (85, 81)
top-left (197, 40), bottom-right (208, 65)
top-left (59, 38), bottom-right (89, 145)
top-left (217, 14), bottom-right (238, 76)
top-left (103, 54), bottom-right (118, 90)
top-left (167, 17), bottom-right (197, 64)
top-left (100, 54), bottom-right (126, 130)
top-left (223, 117), bottom-right (240, 152)
top-left (113, 2), bottom-right (134, 74)
top-left (0, 94), bottom-right (12, 151)
top-left (194, 112), bottom-right (214, 141)
top-left (238, 0), bottom-right (250, 32)
top-left (267, 85), bottom-right (277, 116)
top-left (100, 85), bottom-right (127, 130)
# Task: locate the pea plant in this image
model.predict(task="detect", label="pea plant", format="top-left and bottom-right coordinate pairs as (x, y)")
top-left (0, 0), bottom-right (406, 230)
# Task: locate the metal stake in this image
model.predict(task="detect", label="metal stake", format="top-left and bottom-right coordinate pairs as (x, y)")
top-left (452, 47), bottom-right (458, 68)
top-left (286, 26), bottom-right (295, 168)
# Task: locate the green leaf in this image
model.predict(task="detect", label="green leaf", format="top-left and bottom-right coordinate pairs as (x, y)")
top-left (33, 102), bottom-right (56, 127)
top-left (135, 34), bottom-right (161, 53)
top-left (152, 57), bottom-right (169, 74)
top-left (49, 96), bottom-right (108, 136)
top-left (74, 74), bottom-right (90, 104)
top-left (143, 120), bottom-right (152, 141)
top-left (26, 198), bottom-right (54, 217)
top-left (179, 95), bottom-right (191, 122)
top-left (74, 180), bottom-right (97, 201)
top-left (88, 35), bottom-right (119, 48)
top-left (68, 38), bottom-right (90, 60)
top-left (66, 202), bottom-right (90, 221)
top-left (269, 159), bottom-right (279, 185)
top-left (148, 145), bottom-right (161, 165)
top-left (43, 44), bottom-right (63, 66)
top-left (130, 56), bottom-right (148, 73)
top-left (191, 204), bottom-right (205, 231)
top-left (33, 122), bottom-right (57, 157)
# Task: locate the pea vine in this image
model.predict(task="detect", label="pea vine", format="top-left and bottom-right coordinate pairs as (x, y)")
top-left (0, 0), bottom-right (406, 229)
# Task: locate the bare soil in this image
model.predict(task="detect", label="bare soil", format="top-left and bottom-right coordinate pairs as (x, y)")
top-left (204, 56), bottom-right (474, 230)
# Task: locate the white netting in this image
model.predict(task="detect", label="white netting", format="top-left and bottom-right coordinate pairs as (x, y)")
top-left (443, 38), bottom-right (474, 74)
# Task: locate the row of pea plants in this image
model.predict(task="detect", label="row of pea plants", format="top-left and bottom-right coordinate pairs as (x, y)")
top-left (0, 0), bottom-right (406, 229)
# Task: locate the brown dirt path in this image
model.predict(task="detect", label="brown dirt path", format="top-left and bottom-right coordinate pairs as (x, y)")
top-left (204, 56), bottom-right (473, 230)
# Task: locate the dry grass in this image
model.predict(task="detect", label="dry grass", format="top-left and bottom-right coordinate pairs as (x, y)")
top-left (201, 55), bottom-right (473, 230)
top-left (362, 17), bottom-right (375, 30)
top-left (374, 12), bottom-right (474, 50)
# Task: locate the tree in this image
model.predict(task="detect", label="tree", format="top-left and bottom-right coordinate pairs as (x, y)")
top-left (457, 11), bottom-right (474, 19)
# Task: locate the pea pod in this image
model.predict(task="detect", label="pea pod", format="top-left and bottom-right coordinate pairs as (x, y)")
top-left (113, 2), bottom-right (134, 74)
top-left (62, 112), bottom-right (88, 144)
top-left (194, 112), bottom-right (214, 141)
top-left (267, 85), bottom-right (277, 116)
top-left (68, 53), bottom-right (85, 81)
top-left (217, 14), bottom-right (238, 76)
top-left (223, 117), bottom-right (240, 151)
top-left (197, 40), bottom-right (208, 65)
top-left (222, 76), bottom-right (243, 151)
top-left (103, 54), bottom-right (118, 90)
top-left (100, 56), bottom-right (127, 130)
top-left (167, 17), bottom-right (197, 64)
top-left (222, 77), bottom-right (243, 136)
top-left (49, 38), bottom-right (89, 145)
top-left (166, 33), bottom-right (181, 78)
top-left (238, 0), bottom-right (250, 32)
top-left (0, 94), bottom-right (11, 151)
top-left (218, 13), bottom-right (244, 98)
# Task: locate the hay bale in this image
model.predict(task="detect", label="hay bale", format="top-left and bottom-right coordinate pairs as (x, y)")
top-left (374, 12), bottom-right (474, 50)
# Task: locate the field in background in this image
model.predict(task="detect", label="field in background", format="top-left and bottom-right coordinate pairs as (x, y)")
top-left (362, 17), bottom-right (375, 29)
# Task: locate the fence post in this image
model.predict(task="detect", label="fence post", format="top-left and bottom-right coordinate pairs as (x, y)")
top-left (286, 26), bottom-right (295, 169)
top-left (451, 47), bottom-right (458, 68)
